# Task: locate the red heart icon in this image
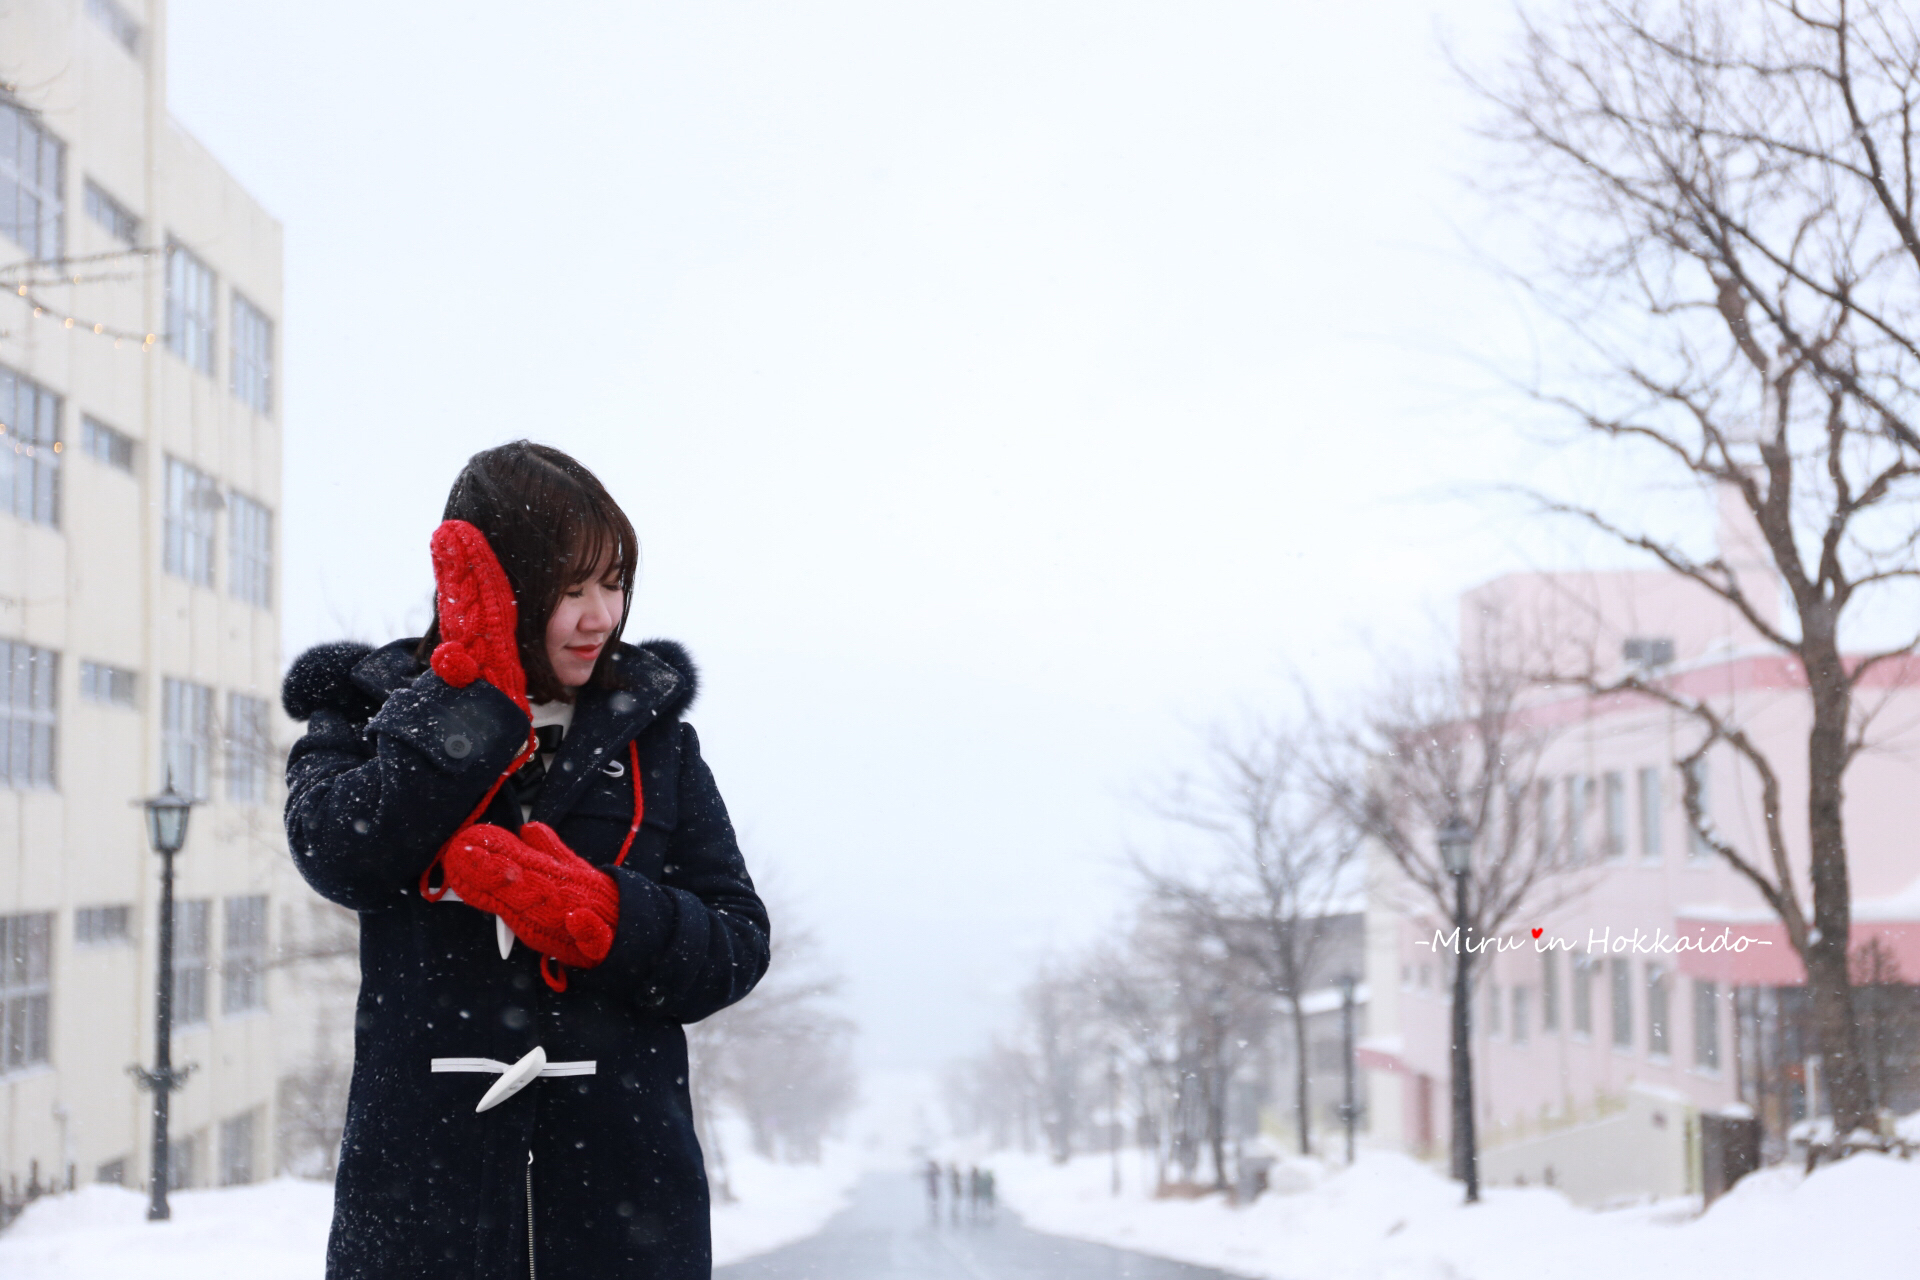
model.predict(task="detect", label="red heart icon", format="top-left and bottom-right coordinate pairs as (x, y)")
top-left (1531, 927), bottom-right (1544, 939)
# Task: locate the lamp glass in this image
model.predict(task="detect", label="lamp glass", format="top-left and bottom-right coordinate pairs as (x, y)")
top-left (145, 793), bottom-right (191, 855)
top-left (1437, 814), bottom-right (1473, 875)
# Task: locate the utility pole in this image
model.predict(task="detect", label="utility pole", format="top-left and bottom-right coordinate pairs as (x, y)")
top-left (1338, 974), bottom-right (1359, 1164)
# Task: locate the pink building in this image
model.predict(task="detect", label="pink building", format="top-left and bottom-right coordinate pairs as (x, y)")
top-left (1362, 532), bottom-right (1920, 1199)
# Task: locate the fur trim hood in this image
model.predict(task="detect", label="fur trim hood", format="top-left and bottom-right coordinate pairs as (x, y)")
top-left (281, 637), bottom-right (700, 723)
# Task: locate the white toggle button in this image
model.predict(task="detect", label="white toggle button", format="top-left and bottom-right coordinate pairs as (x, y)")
top-left (475, 1046), bottom-right (546, 1113)
top-left (496, 915), bottom-right (515, 959)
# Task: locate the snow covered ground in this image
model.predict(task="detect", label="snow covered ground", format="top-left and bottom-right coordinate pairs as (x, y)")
top-left (0, 1134), bottom-right (863, 1277)
top-left (995, 1146), bottom-right (1920, 1280)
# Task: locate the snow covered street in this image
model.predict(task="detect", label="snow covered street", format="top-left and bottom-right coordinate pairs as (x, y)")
top-left (0, 1142), bottom-right (864, 1279)
top-left (994, 1147), bottom-right (1920, 1280)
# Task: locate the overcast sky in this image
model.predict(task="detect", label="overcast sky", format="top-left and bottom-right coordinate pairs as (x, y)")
top-left (166, 0), bottom-right (1585, 1068)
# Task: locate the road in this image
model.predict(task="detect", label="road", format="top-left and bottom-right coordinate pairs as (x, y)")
top-left (716, 1173), bottom-right (1254, 1280)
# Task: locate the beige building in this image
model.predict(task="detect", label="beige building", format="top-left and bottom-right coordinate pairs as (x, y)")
top-left (1, 0), bottom-right (307, 1202)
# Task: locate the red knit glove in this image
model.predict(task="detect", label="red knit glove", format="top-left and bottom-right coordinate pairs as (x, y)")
top-left (429, 520), bottom-right (529, 719)
top-left (442, 822), bottom-right (619, 970)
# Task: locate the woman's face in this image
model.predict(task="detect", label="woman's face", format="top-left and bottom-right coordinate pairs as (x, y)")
top-left (545, 551), bottom-right (625, 689)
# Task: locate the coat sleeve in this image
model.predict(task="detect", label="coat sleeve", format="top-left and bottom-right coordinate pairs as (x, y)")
top-left (574, 722), bottom-right (771, 1023)
top-left (284, 673), bottom-right (532, 912)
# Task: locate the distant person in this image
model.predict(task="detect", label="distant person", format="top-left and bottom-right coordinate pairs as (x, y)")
top-left (284, 441), bottom-right (771, 1279)
top-left (925, 1158), bottom-right (943, 1209)
top-left (950, 1163), bottom-right (965, 1222)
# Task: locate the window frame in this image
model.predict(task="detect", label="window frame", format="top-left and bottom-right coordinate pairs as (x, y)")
top-left (0, 98), bottom-right (66, 261)
top-left (0, 639), bottom-right (58, 789)
top-left (221, 895), bottom-right (267, 1015)
top-left (227, 492), bottom-right (272, 609)
top-left (229, 293), bottom-right (273, 416)
top-left (0, 363), bottom-right (64, 528)
top-left (162, 456), bottom-right (219, 587)
top-left (0, 911), bottom-right (52, 1074)
top-left (82, 178), bottom-right (140, 246)
top-left (164, 239), bottom-right (217, 376)
top-left (171, 898), bottom-right (211, 1026)
top-left (79, 659), bottom-right (137, 708)
top-left (161, 677), bottom-right (214, 800)
top-left (81, 415), bottom-right (136, 473)
top-left (1693, 979), bottom-right (1721, 1070)
top-left (1610, 956), bottom-right (1634, 1049)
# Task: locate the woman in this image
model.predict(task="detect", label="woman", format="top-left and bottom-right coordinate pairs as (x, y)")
top-left (282, 441), bottom-right (770, 1279)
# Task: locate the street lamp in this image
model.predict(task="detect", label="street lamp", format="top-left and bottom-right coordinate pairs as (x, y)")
top-left (1437, 810), bottom-right (1479, 1204)
top-left (131, 779), bottom-right (196, 1221)
top-left (1337, 973), bottom-right (1360, 1165)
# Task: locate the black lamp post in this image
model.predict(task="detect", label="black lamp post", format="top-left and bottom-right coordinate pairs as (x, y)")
top-left (1437, 811), bottom-right (1478, 1204)
top-left (131, 780), bottom-right (195, 1221)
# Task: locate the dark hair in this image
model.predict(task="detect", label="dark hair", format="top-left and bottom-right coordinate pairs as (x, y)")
top-left (417, 441), bottom-right (639, 703)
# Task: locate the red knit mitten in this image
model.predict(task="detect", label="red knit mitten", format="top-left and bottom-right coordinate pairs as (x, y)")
top-left (429, 520), bottom-right (529, 719)
top-left (441, 822), bottom-right (619, 969)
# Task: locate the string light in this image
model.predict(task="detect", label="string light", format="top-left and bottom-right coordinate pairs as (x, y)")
top-left (0, 246), bottom-right (164, 347)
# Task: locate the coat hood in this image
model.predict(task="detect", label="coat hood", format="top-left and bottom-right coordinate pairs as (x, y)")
top-left (282, 637), bottom-right (700, 723)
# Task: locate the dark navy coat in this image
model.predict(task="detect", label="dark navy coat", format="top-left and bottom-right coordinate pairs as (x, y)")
top-left (282, 638), bottom-right (770, 1280)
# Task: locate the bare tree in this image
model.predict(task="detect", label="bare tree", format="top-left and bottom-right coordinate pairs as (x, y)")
top-left (1469, 0), bottom-right (1920, 1138)
top-left (687, 892), bottom-right (857, 1183)
top-left (1317, 644), bottom-right (1567, 1185)
top-left (1140, 722), bottom-right (1359, 1156)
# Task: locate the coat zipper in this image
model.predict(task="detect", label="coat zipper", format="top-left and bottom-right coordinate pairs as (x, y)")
top-left (526, 1148), bottom-right (537, 1280)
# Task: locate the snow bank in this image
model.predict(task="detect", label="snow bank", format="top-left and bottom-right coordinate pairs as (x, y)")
top-left (997, 1147), bottom-right (1920, 1280)
top-left (710, 1135), bottom-right (864, 1265)
top-left (0, 1179), bottom-right (333, 1280)
top-left (0, 1142), bottom-right (862, 1276)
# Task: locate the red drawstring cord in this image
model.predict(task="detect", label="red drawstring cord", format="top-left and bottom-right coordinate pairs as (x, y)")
top-left (613, 740), bottom-right (645, 867)
top-left (541, 741), bottom-right (645, 993)
top-left (419, 728), bottom-right (540, 903)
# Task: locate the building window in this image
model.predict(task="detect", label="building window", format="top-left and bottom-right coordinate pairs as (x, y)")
top-left (0, 640), bottom-right (58, 789)
top-left (1610, 957), bottom-right (1633, 1048)
top-left (1565, 777), bottom-right (1591, 864)
top-left (1602, 771), bottom-right (1626, 859)
top-left (1541, 951), bottom-right (1559, 1032)
top-left (1512, 986), bottom-right (1530, 1045)
top-left (228, 493), bottom-right (272, 608)
top-left (80, 660), bottom-right (137, 707)
top-left (83, 179), bottom-right (140, 246)
top-left (1638, 766), bottom-right (1662, 860)
top-left (0, 99), bottom-right (65, 261)
top-left (226, 693), bottom-right (270, 803)
top-left (167, 1131), bottom-right (198, 1190)
top-left (0, 364), bottom-right (63, 528)
top-left (86, 0), bottom-right (142, 55)
top-left (1684, 758), bottom-right (1713, 859)
top-left (1572, 955), bottom-right (1594, 1036)
top-left (222, 895), bottom-right (267, 1014)
top-left (1647, 964), bottom-right (1671, 1058)
top-left (165, 240), bottom-right (217, 375)
top-left (1486, 982), bottom-right (1502, 1035)
top-left (161, 678), bottom-right (213, 799)
top-left (230, 294), bottom-right (273, 415)
top-left (219, 1109), bottom-right (258, 1185)
top-left (1535, 779), bottom-right (1554, 859)
top-left (163, 457), bottom-right (219, 586)
top-left (172, 899), bottom-right (210, 1025)
top-left (1, 912), bottom-right (52, 1073)
top-left (1693, 979), bottom-right (1721, 1069)
top-left (81, 416), bottom-right (136, 472)
top-left (75, 904), bottom-right (131, 945)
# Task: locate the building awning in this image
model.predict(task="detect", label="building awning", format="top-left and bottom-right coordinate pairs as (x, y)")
top-left (1674, 879), bottom-right (1920, 985)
